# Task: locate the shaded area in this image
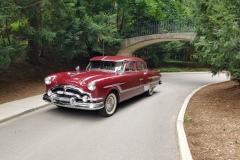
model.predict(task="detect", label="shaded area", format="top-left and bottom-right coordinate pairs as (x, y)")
top-left (0, 58), bottom-right (88, 104)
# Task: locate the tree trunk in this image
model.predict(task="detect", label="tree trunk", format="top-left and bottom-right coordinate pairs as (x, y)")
top-left (27, 39), bottom-right (41, 65)
top-left (26, 9), bottom-right (41, 65)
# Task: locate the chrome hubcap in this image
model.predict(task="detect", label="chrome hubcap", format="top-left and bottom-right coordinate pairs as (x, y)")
top-left (106, 96), bottom-right (115, 113)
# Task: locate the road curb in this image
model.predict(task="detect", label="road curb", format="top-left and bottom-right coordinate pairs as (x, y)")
top-left (177, 83), bottom-right (214, 160)
top-left (176, 79), bottom-right (230, 160)
top-left (0, 103), bottom-right (50, 124)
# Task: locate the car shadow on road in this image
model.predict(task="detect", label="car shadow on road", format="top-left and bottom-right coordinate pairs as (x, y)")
top-left (117, 91), bottom-right (161, 111)
top-left (47, 106), bottom-right (102, 120)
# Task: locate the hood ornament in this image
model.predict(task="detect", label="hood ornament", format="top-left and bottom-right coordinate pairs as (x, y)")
top-left (67, 66), bottom-right (80, 77)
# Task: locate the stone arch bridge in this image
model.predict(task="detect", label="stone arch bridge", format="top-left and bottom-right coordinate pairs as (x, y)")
top-left (117, 20), bottom-right (196, 56)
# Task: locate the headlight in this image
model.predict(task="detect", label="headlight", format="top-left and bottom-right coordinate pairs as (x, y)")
top-left (47, 89), bottom-right (52, 96)
top-left (82, 95), bottom-right (88, 102)
top-left (44, 76), bottom-right (52, 85)
top-left (87, 81), bottom-right (96, 91)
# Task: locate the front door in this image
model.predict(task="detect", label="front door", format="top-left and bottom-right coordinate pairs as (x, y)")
top-left (120, 61), bottom-right (143, 101)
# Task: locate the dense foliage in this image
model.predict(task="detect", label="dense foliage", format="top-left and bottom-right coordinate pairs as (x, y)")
top-left (0, 0), bottom-right (122, 66)
top-left (134, 41), bottom-right (195, 67)
top-left (0, 0), bottom-right (190, 68)
top-left (185, 0), bottom-right (240, 82)
top-left (1, 0), bottom-right (239, 82)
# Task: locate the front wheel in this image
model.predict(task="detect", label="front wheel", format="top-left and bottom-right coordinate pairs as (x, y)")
top-left (98, 92), bottom-right (117, 117)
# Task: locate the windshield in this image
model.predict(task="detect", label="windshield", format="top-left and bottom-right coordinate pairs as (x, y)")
top-left (86, 61), bottom-right (125, 73)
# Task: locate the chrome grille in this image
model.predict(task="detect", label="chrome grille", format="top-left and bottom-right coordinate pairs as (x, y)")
top-left (44, 84), bottom-right (104, 110)
top-left (49, 85), bottom-right (90, 102)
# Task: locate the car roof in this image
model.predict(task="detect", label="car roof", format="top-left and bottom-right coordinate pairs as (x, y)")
top-left (90, 56), bottom-right (145, 62)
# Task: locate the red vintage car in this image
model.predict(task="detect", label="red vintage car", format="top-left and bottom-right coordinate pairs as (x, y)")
top-left (43, 56), bottom-right (161, 117)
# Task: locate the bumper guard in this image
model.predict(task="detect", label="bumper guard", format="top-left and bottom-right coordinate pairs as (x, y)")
top-left (43, 94), bottom-right (104, 110)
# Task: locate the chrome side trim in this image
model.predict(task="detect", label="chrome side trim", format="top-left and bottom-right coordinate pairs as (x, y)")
top-left (117, 79), bottom-right (160, 93)
top-left (148, 75), bottom-right (161, 80)
top-left (103, 82), bottom-right (126, 89)
top-left (120, 85), bottom-right (141, 93)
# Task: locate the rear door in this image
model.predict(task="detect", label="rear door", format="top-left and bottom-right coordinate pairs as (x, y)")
top-left (136, 61), bottom-right (148, 92)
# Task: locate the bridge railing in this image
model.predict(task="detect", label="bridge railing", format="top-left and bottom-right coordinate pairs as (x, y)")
top-left (124, 19), bottom-right (194, 38)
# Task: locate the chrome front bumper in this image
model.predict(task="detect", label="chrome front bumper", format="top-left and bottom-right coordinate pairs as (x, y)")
top-left (43, 93), bottom-right (104, 110)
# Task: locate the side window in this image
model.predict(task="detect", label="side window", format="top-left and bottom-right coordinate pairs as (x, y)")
top-left (125, 61), bottom-right (136, 72)
top-left (137, 61), bottom-right (146, 71)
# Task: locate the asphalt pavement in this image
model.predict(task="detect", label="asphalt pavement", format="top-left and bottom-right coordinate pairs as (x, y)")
top-left (1, 90), bottom-right (196, 159)
top-left (0, 72), bottom-right (229, 160)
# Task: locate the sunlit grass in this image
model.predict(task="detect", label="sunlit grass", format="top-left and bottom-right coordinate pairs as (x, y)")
top-left (160, 67), bottom-right (210, 72)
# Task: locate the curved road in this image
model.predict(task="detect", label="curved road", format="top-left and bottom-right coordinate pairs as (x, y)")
top-left (0, 73), bottom-right (228, 160)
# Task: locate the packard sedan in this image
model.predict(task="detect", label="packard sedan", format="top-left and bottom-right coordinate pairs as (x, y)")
top-left (43, 56), bottom-right (161, 117)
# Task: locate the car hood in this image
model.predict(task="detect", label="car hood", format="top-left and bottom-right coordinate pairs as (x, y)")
top-left (55, 70), bottom-right (115, 87)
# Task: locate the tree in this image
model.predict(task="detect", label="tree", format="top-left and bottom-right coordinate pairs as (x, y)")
top-left (0, 1), bottom-right (24, 68)
top-left (0, 0), bottom-right (194, 69)
top-left (133, 44), bottom-right (166, 68)
top-left (0, 0), bottom-right (64, 66)
top-left (185, 0), bottom-right (240, 82)
top-left (132, 0), bottom-right (193, 65)
top-left (47, 0), bottom-right (122, 59)
top-left (0, 0), bottom-right (122, 67)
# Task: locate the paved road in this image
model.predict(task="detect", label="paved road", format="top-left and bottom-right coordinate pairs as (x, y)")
top-left (0, 73), bottom-right (228, 160)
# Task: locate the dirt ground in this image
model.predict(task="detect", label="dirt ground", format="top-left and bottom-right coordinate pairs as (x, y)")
top-left (0, 61), bottom-right (46, 104)
top-left (185, 81), bottom-right (240, 160)
top-left (0, 61), bottom-right (239, 160)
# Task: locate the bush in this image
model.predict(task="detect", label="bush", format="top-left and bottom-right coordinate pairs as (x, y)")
top-left (0, 41), bottom-right (24, 69)
top-left (230, 69), bottom-right (240, 83)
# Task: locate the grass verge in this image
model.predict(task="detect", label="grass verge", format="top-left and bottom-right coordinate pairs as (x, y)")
top-left (160, 67), bottom-right (210, 72)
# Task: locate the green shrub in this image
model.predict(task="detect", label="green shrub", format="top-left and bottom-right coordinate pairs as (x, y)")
top-left (0, 41), bottom-right (24, 69)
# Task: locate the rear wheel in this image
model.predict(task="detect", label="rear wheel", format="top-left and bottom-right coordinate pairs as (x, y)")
top-left (98, 92), bottom-right (117, 117)
top-left (145, 87), bottom-right (154, 96)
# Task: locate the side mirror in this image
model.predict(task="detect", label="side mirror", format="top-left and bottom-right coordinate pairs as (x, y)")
top-left (116, 68), bottom-right (123, 75)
